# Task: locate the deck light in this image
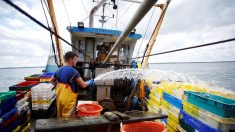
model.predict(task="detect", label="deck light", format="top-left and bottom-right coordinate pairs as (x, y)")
top-left (130, 29), bottom-right (136, 34)
top-left (77, 22), bottom-right (84, 28)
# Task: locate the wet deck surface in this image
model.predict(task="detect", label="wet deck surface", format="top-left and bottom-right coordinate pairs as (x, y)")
top-left (35, 112), bottom-right (167, 132)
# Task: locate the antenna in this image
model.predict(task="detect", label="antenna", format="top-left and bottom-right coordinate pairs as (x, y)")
top-left (93, 0), bottom-right (117, 28)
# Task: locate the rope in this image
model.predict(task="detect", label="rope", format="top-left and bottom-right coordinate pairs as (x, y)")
top-left (136, 7), bottom-right (155, 59)
top-left (40, 0), bottom-right (59, 66)
top-left (132, 37), bottom-right (235, 59)
top-left (2, 0), bottom-right (93, 60)
top-left (61, 0), bottom-right (71, 27)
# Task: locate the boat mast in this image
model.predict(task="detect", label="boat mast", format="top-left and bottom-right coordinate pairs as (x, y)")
top-left (47, 0), bottom-right (64, 66)
top-left (141, 0), bottom-right (171, 68)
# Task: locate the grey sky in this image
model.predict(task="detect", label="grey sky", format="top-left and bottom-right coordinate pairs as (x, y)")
top-left (0, 0), bottom-right (234, 67)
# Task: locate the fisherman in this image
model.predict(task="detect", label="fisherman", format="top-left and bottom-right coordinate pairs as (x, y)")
top-left (50, 51), bottom-right (94, 118)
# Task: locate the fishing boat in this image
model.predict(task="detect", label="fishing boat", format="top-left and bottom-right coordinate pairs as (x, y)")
top-left (1, 0), bottom-right (235, 132)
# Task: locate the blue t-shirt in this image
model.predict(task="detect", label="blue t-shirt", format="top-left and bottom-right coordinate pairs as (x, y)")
top-left (53, 66), bottom-right (81, 93)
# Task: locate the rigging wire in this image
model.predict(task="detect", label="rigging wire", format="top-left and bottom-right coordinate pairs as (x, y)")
top-left (40, 0), bottom-right (59, 66)
top-left (110, 2), bottom-right (134, 29)
top-left (136, 7), bottom-right (155, 60)
top-left (105, 6), bottom-right (126, 28)
top-left (131, 37), bottom-right (235, 59)
top-left (81, 0), bottom-right (89, 15)
top-left (61, 0), bottom-right (71, 27)
top-left (115, 0), bottom-right (119, 30)
top-left (2, 0), bottom-right (93, 60)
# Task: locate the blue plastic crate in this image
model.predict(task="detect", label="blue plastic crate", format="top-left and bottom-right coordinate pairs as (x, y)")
top-left (184, 91), bottom-right (235, 118)
top-left (0, 91), bottom-right (16, 107)
top-left (0, 99), bottom-right (16, 117)
top-left (181, 110), bottom-right (219, 132)
top-left (1, 119), bottom-right (18, 132)
top-left (40, 72), bottom-right (54, 78)
top-left (0, 108), bottom-right (17, 124)
top-left (163, 92), bottom-right (182, 110)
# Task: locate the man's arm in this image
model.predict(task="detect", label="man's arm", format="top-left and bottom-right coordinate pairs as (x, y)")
top-left (50, 76), bottom-right (57, 85)
top-left (75, 77), bottom-right (88, 88)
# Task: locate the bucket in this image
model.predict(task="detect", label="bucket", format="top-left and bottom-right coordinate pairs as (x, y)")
top-left (77, 104), bottom-right (103, 116)
top-left (120, 121), bottom-right (167, 132)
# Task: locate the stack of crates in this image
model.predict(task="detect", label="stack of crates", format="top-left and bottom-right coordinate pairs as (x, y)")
top-left (9, 81), bottom-right (39, 91)
top-left (147, 82), bottom-right (183, 131)
top-left (147, 81), bottom-right (213, 132)
top-left (0, 91), bottom-right (19, 131)
top-left (31, 83), bottom-right (56, 118)
top-left (15, 91), bottom-right (31, 132)
top-left (181, 91), bottom-right (235, 132)
top-left (24, 74), bottom-right (41, 81)
top-left (40, 72), bottom-right (54, 83)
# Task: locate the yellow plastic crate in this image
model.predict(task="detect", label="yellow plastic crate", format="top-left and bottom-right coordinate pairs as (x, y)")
top-left (40, 78), bottom-right (50, 82)
top-left (183, 101), bottom-right (235, 125)
top-left (168, 113), bottom-right (179, 128)
top-left (32, 98), bottom-right (54, 104)
top-left (162, 100), bottom-right (180, 119)
top-left (167, 122), bottom-right (178, 132)
top-left (13, 126), bottom-right (21, 132)
top-left (21, 123), bottom-right (31, 132)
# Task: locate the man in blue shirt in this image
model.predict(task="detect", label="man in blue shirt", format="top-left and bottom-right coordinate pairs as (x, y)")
top-left (50, 51), bottom-right (94, 118)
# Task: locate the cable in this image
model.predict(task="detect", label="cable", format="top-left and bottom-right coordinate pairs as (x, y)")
top-left (136, 7), bottom-right (155, 59)
top-left (40, 0), bottom-right (59, 66)
top-left (132, 37), bottom-right (235, 59)
top-left (81, 0), bottom-right (89, 15)
top-left (110, 2), bottom-right (134, 29)
top-left (3, 0), bottom-right (93, 60)
top-left (61, 0), bottom-right (71, 27)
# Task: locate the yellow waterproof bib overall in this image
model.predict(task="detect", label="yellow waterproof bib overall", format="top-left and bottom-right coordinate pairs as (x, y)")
top-left (55, 83), bottom-right (78, 118)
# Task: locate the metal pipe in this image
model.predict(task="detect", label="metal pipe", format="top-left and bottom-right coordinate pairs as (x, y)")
top-left (103, 0), bottom-right (158, 63)
top-left (121, 0), bottom-right (162, 7)
top-left (89, 0), bottom-right (107, 27)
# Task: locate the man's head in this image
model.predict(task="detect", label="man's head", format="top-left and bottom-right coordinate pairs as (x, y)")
top-left (64, 51), bottom-right (78, 66)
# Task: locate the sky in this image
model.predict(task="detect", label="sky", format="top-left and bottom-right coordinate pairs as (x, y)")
top-left (0, 0), bottom-right (235, 68)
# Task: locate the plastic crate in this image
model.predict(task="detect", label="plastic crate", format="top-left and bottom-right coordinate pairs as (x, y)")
top-left (0, 108), bottom-right (17, 124)
top-left (24, 74), bottom-right (41, 81)
top-left (0, 113), bottom-right (19, 129)
top-left (19, 110), bottom-right (30, 125)
top-left (163, 92), bottom-right (182, 110)
top-left (180, 110), bottom-right (219, 132)
top-left (0, 91), bottom-right (16, 106)
top-left (183, 101), bottom-right (235, 131)
top-left (31, 100), bottom-right (56, 118)
top-left (179, 119), bottom-right (195, 132)
top-left (167, 122), bottom-right (178, 132)
top-left (0, 99), bottom-right (16, 117)
top-left (9, 81), bottom-right (39, 91)
top-left (1, 119), bottom-right (18, 132)
top-left (17, 97), bottom-right (28, 108)
top-left (16, 91), bottom-right (27, 101)
top-left (17, 102), bottom-right (29, 114)
top-left (40, 72), bottom-right (54, 77)
top-left (12, 125), bottom-right (20, 132)
top-left (21, 122), bottom-right (30, 132)
top-left (162, 100), bottom-right (180, 119)
top-left (184, 91), bottom-right (235, 118)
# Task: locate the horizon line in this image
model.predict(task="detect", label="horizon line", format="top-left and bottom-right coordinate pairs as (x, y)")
top-left (0, 66), bottom-right (45, 69)
top-left (150, 60), bottom-right (235, 64)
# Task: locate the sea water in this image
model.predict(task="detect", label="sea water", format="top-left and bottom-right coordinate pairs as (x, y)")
top-left (0, 62), bottom-right (234, 92)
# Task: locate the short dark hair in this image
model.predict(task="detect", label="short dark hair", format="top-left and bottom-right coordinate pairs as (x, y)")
top-left (64, 51), bottom-right (78, 62)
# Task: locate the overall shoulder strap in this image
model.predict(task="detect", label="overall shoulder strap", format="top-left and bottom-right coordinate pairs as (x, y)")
top-left (70, 71), bottom-right (79, 83)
